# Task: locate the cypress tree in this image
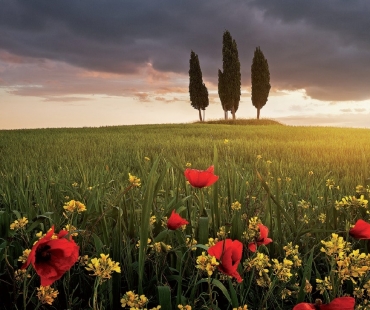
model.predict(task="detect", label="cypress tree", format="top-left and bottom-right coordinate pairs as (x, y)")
top-left (189, 50), bottom-right (209, 122)
top-left (251, 46), bottom-right (271, 119)
top-left (218, 30), bottom-right (241, 120)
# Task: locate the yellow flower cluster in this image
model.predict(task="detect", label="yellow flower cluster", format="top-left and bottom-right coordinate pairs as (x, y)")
top-left (304, 279), bottom-right (313, 293)
top-left (242, 217), bottom-right (261, 241)
top-left (178, 305), bottom-right (192, 310)
top-left (318, 213), bottom-right (326, 223)
top-left (149, 215), bottom-right (156, 226)
top-left (233, 306), bottom-right (248, 310)
top-left (85, 254), bottom-right (121, 284)
top-left (356, 184), bottom-right (369, 195)
top-left (10, 217), bottom-right (28, 230)
top-left (217, 226), bottom-right (229, 238)
top-left (63, 224), bottom-right (78, 236)
top-left (206, 237), bottom-right (219, 247)
top-left (297, 199), bottom-right (311, 209)
top-left (336, 250), bottom-right (370, 284)
top-left (335, 195), bottom-right (368, 210)
top-left (283, 242), bottom-right (302, 268)
top-left (196, 251), bottom-right (219, 276)
top-left (320, 233), bottom-right (351, 259)
top-left (243, 253), bottom-right (271, 287)
top-left (231, 201), bottom-right (242, 211)
top-left (37, 285), bottom-right (59, 305)
top-left (18, 249), bottom-right (31, 264)
top-left (186, 238), bottom-right (197, 251)
top-left (185, 162), bottom-right (192, 167)
top-left (152, 242), bottom-right (172, 253)
top-left (325, 178), bottom-right (336, 189)
top-left (63, 200), bottom-right (87, 213)
top-left (129, 173), bottom-right (141, 187)
top-left (78, 255), bottom-right (89, 266)
top-left (280, 288), bottom-right (292, 300)
top-left (316, 276), bottom-right (333, 294)
top-left (271, 258), bottom-right (293, 283)
top-left (14, 269), bottom-right (30, 283)
top-left (120, 291), bottom-right (161, 309)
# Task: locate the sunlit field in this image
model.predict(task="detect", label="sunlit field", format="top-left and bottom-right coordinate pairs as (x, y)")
top-left (1, 120), bottom-right (370, 309)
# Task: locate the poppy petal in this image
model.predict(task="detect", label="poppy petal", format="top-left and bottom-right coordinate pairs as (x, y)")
top-left (184, 166), bottom-right (219, 188)
top-left (208, 239), bottom-right (232, 260)
top-left (208, 239), bottom-right (243, 282)
top-left (320, 297), bottom-right (355, 310)
top-left (293, 303), bottom-right (315, 310)
top-left (248, 242), bottom-right (257, 252)
top-left (167, 210), bottom-right (189, 230)
top-left (349, 219), bottom-right (370, 239)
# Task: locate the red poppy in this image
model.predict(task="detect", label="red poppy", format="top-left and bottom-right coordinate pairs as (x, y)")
top-left (248, 223), bottom-right (273, 252)
top-left (207, 239), bottom-right (243, 283)
top-left (184, 165), bottom-right (219, 188)
top-left (167, 209), bottom-right (189, 230)
top-left (349, 219), bottom-right (370, 239)
top-left (22, 226), bottom-right (79, 286)
top-left (293, 297), bottom-right (355, 310)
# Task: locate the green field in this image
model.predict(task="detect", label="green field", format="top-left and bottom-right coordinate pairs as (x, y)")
top-left (1, 121), bottom-right (370, 309)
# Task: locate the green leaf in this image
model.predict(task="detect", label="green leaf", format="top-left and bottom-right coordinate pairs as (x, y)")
top-left (157, 286), bottom-right (172, 310)
top-left (297, 248), bottom-right (314, 302)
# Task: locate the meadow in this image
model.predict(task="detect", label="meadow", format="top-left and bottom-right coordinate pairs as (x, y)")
top-left (1, 119), bottom-right (370, 309)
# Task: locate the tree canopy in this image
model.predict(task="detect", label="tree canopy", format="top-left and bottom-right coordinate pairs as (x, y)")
top-left (251, 46), bottom-right (271, 119)
top-left (218, 30), bottom-right (241, 120)
top-left (189, 50), bottom-right (209, 122)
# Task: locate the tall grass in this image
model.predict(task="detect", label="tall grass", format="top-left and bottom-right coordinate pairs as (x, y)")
top-left (1, 122), bottom-right (370, 309)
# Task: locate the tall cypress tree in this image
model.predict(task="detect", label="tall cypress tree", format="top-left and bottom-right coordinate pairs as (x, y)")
top-left (218, 30), bottom-right (241, 120)
top-left (189, 50), bottom-right (209, 122)
top-left (251, 46), bottom-right (271, 119)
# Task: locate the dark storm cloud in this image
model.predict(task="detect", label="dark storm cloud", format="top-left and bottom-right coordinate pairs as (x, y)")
top-left (1, 0), bottom-right (370, 101)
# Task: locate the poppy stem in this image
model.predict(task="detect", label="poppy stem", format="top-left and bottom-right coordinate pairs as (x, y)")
top-left (208, 277), bottom-right (214, 308)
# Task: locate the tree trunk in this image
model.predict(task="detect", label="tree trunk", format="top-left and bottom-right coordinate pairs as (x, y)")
top-left (199, 108), bottom-right (203, 122)
top-left (257, 108), bottom-right (260, 120)
top-left (224, 110), bottom-right (228, 120)
top-left (203, 109), bottom-right (205, 122)
top-left (231, 106), bottom-right (236, 120)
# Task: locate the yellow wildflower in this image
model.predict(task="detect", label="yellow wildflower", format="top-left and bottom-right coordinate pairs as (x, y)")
top-left (272, 258), bottom-right (293, 282)
top-left (186, 238), bottom-right (197, 251)
top-left (231, 201), bottom-right (242, 211)
top-left (10, 217), bottom-right (28, 230)
top-left (18, 249), bottom-right (31, 264)
top-left (186, 162), bottom-right (192, 167)
top-left (320, 233), bottom-right (351, 259)
top-left (85, 254), bottom-right (121, 284)
top-left (196, 252), bottom-right (219, 276)
top-left (297, 199), bottom-right (310, 209)
top-left (37, 285), bottom-right (59, 305)
top-left (14, 269), bottom-right (30, 283)
top-left (178, 305), bottom-right (192, 310)
top-left (304, 279), bottom-right (312, 293)
top-left (78, 255), bottom-right (89, 266)
top-left (316, 276), bottom-right (332, 294)
top-left (120, 291), bottom-right (153, 308)
top-left (128, 173), bottom-right (141, 187)
top-left (63, 200), bottom-right (86, 213)
top-left (63, 224), bottom-right (78, 236)
top-left (206, 237), bottom-right (219, 247)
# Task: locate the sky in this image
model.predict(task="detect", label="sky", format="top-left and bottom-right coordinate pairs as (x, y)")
top-left (1, 0), bottom-right (370, 130)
